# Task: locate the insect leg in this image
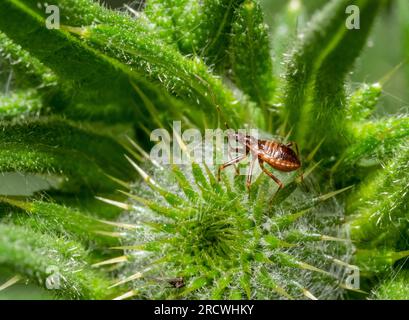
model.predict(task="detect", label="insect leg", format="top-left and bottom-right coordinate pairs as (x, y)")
top-left (258, 159), bottom-right (284, 190)
top-left (246, 156), bottom-right (257, 192)
top-left (227, 140), bottom-right (244, 175)
top-left (217, 154), bottom-right (247, 181)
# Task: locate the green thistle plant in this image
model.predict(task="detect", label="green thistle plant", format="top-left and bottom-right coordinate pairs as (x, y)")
top-left (372, 270), bottom-right (409, 299)
top-left (0, 0), bottom-right (407, 300)
top-left (103, 148), bottom-right (354, 300)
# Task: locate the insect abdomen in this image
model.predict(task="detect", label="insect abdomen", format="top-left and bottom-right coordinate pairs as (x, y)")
top-left (259, 142), bottom-right (300, 172)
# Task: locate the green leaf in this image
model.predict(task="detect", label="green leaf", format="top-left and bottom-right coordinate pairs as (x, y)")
top-left (334, 116), bottom-right (409, 183)
top-left (347, 83), bottom-right (382, 121)
top-left (71, 22), bottom-right (245, 127)
top-left (347, 142), bottom-right (409, 248)
top-left (283, 0), bottom-right (382, 155)
top-left (230, 0), bottom-right (275, 126)
top-left (0, 31), bottom-right (57, 89)
top-left (0, 0), bottom-right (187, 124)
top-left (0, 223), bottom-right (117, 299)
top-left (0, 118), bottom-right (134, 192)
top-left (146, 0), bottom-right (244, 67)
top-left (0, 90), bottom-right (45, 118)
top-left (372, 270), bottom-right (409, 299)
top-left (354, 249), bottom-right (409, 274)
top-left (1, 198), bottom-right (119, 247)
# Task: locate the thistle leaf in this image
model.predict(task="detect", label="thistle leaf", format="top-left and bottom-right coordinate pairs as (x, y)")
top-left (229, 0), bottom-right (275, 123)
top-left (0, 223), bottom-right (117, 299)
top-left (347, 142), bottom-right (409, 248)
top-left (0, 118), bottom-right (135, 191)
top-left (372, 270), bottom-right (409, 299)
top-left (146, 0), bottom-right (244, 67)
top-left (283, 0), bottom-right (382, 155)
top-left (1, 198), bottom-right (119, 247)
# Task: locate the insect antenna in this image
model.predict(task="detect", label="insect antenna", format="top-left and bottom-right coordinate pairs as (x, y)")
top-left (214, 102), bottom-right (234, 131)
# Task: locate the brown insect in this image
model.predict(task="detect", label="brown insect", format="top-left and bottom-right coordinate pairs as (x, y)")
top-left (167, 277), bottom-right (185, 289)
top-left (217, 132), bottom-right (302, 191)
